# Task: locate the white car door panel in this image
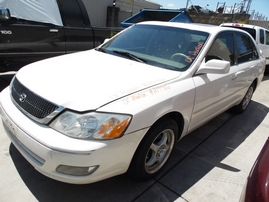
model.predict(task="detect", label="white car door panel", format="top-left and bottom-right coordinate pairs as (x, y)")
top-left (188, 32), bottom-right (237, 131)
top-left (190, 70), bottom-right (236, 131)
top-left (188, 31), bottom-right (261, 132)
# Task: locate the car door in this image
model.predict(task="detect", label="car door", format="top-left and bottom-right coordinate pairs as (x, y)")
top-left (57, 0), bottom-right (95, 53)
top-left (233, 31), bottom-right (261, 95)
top-left (262, 29), bottom-right (269, 64)
top-left (0, 19), bottom-right (65, 72)
top-left (188, 31), bottom-right (241, 131)
top-left (257, 28), bottom-right (266, 58)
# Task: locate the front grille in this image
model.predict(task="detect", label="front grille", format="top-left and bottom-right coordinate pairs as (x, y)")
top-left (11, 77), bottom-right (59, 120)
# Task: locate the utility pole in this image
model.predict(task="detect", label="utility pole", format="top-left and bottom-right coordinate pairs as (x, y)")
top-left (131, 0), bottom-right (134, 16)
top-left (185, 0), bottom-right (189, 9)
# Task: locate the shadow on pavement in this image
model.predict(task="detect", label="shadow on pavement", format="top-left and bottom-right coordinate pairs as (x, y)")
top-left (157, 100), bottom-right (269, 197)
top-left (8, 100), bottom-right (269, 202)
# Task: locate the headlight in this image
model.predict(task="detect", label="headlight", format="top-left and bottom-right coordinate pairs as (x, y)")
top-left (50, 111), bottom-right (131, 140)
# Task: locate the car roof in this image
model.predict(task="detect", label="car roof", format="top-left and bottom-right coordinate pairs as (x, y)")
top-left (220, 23), bottom-right (268, 31)
top-left (136, 21), bottom-right (245, 34)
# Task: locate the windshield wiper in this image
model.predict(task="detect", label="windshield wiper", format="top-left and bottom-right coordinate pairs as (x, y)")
top-left (113, 50), bottom-right (147, 63)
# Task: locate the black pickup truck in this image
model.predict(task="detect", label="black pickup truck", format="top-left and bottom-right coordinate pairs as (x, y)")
top-left (0, 0), bottom-right (122, 72)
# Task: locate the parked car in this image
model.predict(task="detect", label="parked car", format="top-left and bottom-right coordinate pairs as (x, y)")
top-left (240, 137), bottom-right (269, 202)
top-left (0, 21), bottom-right (265, 184)
top-left (220, 23), bottom-right (269, 73)
top-left (0, 0), bottom-right (122, 72)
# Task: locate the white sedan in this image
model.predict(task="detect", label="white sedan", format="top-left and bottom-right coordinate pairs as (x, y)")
top-left (0, 21), bottom-right (265, 184)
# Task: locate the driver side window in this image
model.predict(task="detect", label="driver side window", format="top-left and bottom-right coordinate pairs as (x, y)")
top-left (206, 32), bottom-right (234, 65)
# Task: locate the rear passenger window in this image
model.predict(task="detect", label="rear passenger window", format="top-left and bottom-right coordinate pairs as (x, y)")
top-left (235, 33), bottom-right (259, 64)
top-left (57, 0), bottom-right (86, 26)
top-left (260, 29), bottom-right (265, 44)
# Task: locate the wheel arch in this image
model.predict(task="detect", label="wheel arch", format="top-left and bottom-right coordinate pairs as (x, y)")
top-left (150, 111), bottom-right (184, 141)
top-left (252, 78), bottom-right (258, 91)
top-left (127, 111), bottom-right (185, 180)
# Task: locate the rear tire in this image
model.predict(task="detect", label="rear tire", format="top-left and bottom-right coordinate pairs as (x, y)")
top-left (128, 118), bottom-right (178, 181)
top-left (233, 83), bottom-right (255, 113)
top-left (265, 65), bottom-right (269, 74)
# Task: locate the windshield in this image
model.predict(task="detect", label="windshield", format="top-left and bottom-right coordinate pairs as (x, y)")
top-left (0, 0), bottom-right (63, 26)
top-left (99, 24), bottom-right (209, 71)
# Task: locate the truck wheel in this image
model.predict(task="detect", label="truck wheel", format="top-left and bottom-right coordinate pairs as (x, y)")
top-left (128, 118), bottom-right (178, 181)
top-left (233, 83), bottom-right (255, 113)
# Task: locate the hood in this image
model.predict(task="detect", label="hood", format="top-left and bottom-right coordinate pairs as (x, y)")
top-left (16, 50), bottom-right (180, 111)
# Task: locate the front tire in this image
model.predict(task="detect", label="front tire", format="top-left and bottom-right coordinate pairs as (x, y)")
top-left (128, 118), bottom-right (178, 181)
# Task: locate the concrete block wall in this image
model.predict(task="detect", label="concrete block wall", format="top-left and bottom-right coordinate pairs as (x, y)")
top-left (187, 12), bottom-right (251, 26)
top-left (249, 20), bottom-right (269, 29)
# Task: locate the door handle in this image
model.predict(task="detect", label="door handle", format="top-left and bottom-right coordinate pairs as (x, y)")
top-left (235, 71), bottom-right (244, 76)
top-left (231, 71), bottom-right (244, 80)
top-left (49, 29), bottom-right (58, 33)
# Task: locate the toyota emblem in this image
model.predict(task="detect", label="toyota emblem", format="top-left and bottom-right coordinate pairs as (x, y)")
top-left (19, 93), bottom-right (27, 102)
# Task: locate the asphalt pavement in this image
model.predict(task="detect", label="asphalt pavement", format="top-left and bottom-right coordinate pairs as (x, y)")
top-left (0, 72), bottom-right (268, 202)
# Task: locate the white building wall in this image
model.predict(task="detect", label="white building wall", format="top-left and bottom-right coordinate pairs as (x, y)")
top-left (81, 0), bottom-right (160, 27)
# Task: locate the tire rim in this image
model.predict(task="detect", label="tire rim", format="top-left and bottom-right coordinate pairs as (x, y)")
top-left (145, 129), bottom-right (175, 174)
top-left (242, 86), bottom-right (254, 110)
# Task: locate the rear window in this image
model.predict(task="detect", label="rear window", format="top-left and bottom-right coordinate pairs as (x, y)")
top-left (235, 33), bottom-right (259, 64)
top-left (222, 26), bottom-right (256, 40)
top-left (260, 29), bottom-right (265, 44)
top-left (266, 30), bottom-right (269, 45)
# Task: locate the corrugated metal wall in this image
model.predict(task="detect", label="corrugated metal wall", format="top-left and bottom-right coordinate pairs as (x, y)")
top-left (81, 0), bottom-right (160, 27)
top-left (249, 20), bottom-right (269, 29)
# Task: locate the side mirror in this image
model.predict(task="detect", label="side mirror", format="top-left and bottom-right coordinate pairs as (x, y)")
top-left (0, 8), bottom-right (11, 21)
top-left (196, 59), bottom-right (230, 74)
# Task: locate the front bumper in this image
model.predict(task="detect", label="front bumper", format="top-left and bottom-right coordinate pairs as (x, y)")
top-left (0, 87), bottom-right (146, 184)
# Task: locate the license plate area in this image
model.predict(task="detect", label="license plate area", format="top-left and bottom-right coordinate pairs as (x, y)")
top-left (3, 117), bottom-right (18, 138)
